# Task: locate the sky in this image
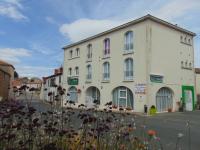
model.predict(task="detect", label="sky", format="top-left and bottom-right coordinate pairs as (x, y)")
top-left (0, 0), bottom-right (200, 78)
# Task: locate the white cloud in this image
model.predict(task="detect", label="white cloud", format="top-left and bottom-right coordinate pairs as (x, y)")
top-left (0, 48), bottom-right (31, 64)
top-left (0, 0), bottom-right (27, 20)
top-left (29, 43), bottom-right (54, 55)
top-left (153, 0), bottom-right (200, 21)
top-left (16, 65), bottom-right (55, 77)
top-left (59, 19), bottom-right (124, 42)
top-left (59, 0), bottom-right (200, 43)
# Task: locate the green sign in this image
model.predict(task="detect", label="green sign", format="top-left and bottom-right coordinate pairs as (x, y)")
top-left (150, 75), bottom-right (163, 83)
top-left (68, 77), bottom-right (78, 85)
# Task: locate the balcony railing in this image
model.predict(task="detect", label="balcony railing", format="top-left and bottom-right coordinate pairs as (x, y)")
top-left (124, 71), bottom-right (133, 80)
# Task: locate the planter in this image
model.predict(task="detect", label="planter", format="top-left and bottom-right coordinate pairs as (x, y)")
top-left (168, 108), bottom-right (172, 112)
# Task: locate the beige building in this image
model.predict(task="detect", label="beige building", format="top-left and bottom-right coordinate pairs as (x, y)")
top-left (0, 60), bottom-right (15, 101)
top-left (62, 14), bottom-right (196, 112)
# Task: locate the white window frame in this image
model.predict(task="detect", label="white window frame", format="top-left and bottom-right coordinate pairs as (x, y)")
top-left (124, 31), bottom-right (133, 52)
top-left (103, 62), bottom-right (110, 80)
top-left (75, 67), bottom-right (79, 76)
top-left (69, 50), bottom-right (73, 58)
top-left (68, 68), bottom-right (72, 76)
top-left (118, 88), bottom-right (127, 107)
top-left (124, 58), bottom-right (133, 80)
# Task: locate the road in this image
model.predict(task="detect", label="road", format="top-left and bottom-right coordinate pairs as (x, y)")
top-left (18, 96), bottom-right (200, 150)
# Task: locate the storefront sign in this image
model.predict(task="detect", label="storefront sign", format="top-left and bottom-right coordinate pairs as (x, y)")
top-left (135, 84), bottom-right (146, 94)
top-left (68, 77), bottom-right (78, 85)
top-left (150, 75), bottom-right (163, 83)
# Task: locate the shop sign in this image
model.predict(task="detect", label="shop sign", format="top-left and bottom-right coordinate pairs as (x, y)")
top-left (150, 74), bottom-right (163, 83)
top-left (68, 77), bottom-right (78, 85)
top-left (135, 84), bottom-right (146, 94)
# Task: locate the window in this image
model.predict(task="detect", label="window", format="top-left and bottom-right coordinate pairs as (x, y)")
top-left (86, 64), bottom-right (92, 80)
top-left (181, 61), bottom-right (184, 67)
top-left (50, 78), bottom-right (56, 87)
top-left (104, 38), bottom-right (110, 56)
top-left (76, 48), bottom-right (80, 57)
top-left (124, 31), bottom-right (133, 51)
top-left (185, 61), bottom-right (188, 67)
top-left (59, 76), bottom-right (61, 83)
top-left (68, 87), bottom-right (78, 102)
top-left (188, 39), bottom-right (191, 44)
top-left (112, 86), bottom-right (134, 109)
top-left (184, 37), bottom-right (187, 43)
top-left (103, 62), bottom-right (110, 80)
top-left (68, 68), bottom-right (72, 76)
top-left (124, 58), bottom-right (133, 80)
top-left (69, 50), bottom-right (73, 58)
top-left (87, 44), bottom-right (92, 60)
top-left (189, 62), bottom-right (192, 68)
top-left (75, 67), bottom-right (79, 76)
top-left (180, 36), bottom-right (183, 42)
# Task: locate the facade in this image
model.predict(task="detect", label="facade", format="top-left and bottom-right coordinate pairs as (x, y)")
top-left (195, 68), bottom-right (200, 105)
top-left (0, 60), bottom-right (15, 101)
top-left (40, 67), bottom-right (63, 101)
top-left (62, 14), bottom-right (196, 112)
top-left (26, 78), bottom-right (42, 89)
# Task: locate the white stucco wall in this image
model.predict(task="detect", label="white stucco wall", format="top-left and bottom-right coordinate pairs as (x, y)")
top-left (62, 18), bottom-right (195, 112)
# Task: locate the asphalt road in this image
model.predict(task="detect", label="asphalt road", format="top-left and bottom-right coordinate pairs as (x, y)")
top-left (18, 96), bottom-right (200, 150)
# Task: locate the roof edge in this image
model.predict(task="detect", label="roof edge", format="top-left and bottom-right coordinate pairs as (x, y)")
top-left (62, 14), bottom-right (196, 50)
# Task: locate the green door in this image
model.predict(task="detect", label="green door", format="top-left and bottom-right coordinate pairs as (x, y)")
top-left (182, 86), bottom-right (195, 111)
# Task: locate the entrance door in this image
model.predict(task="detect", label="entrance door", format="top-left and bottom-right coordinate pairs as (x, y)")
top-left (185, 90), bottom-right (193, 111)
top-left (156, 88), bottom-right (173, 112)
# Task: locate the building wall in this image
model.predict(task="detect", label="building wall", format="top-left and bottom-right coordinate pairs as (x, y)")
top-left (41, 75), bottom-right (63, 101)
top-left (63, 19), bottom-right (195, 112)
top-left (0, 69), bottom-right (10, 101)
top-left (195, 73), bottom-right (200, 95)
top-left (147, 20), bottom-right (195, 111)
top-left (63, 21), bottom-right (148, 112)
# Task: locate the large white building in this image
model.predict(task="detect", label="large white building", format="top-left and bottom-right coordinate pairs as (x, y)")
top-left (62, 14), bottom-right (196, 112)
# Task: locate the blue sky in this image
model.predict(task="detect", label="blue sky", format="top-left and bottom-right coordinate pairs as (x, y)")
top-left (0, 0), bottom-right (200, 77)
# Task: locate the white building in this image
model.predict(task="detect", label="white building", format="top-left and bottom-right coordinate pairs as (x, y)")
top-left (62, 14), bottom-right (196, 112)
top-left (40, 67), bottom-right (63, 101)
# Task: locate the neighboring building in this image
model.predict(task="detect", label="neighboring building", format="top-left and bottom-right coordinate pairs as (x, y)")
top-left (0, 60), bottom-right (15, 101)
top-left (195, 68), bottom-right (200, 105)
top-left (62, 14), bottom-right (196, 112)
top-left (40, 67), bottom-right (63, 101)
top-left (26, 78), bottom-right (42, 89)
top-left (12, 77), bottom-right (42, 89)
